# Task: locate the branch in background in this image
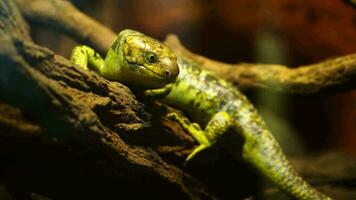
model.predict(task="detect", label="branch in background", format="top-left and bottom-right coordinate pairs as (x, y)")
top-left (165, 35), bottom-right (356, 94)
top-left (2, 1), bottom-right (356, 199)
top-left (13, 0), bottom-right (115, 55)
top-left (0, 0), bottom-right (211, 198)
top-left (13, 0), bottom-right (356, 95)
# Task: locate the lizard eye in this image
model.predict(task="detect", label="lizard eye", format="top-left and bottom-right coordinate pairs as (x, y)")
top-left (146, 52), bottom-right (157, 64)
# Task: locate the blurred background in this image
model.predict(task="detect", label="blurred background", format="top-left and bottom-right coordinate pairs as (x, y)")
top-left (31, 0), bottom-right (356, 155)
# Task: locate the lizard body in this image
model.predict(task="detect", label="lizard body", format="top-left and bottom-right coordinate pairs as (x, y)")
top-left (71, 29), bottom-right (331, 200)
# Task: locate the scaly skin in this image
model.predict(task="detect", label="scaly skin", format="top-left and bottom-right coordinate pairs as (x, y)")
top-left (71, 29), bottom-right (332, 200)
top-left (71, 29), bottom-right (179, 88)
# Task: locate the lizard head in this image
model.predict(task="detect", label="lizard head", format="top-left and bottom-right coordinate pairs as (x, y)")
top-left (104, 29), bottom-right (179, 89)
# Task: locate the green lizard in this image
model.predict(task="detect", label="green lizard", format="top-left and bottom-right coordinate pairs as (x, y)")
top-left (71, 29), bottom-right (332, 200)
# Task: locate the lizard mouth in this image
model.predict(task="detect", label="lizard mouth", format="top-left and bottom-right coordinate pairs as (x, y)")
top-left (128, 62), bottom-right (167, 79)
top-left (127, 62), bottom-right (167, 79)
top-left (140, 65), bottom-right (166, 78)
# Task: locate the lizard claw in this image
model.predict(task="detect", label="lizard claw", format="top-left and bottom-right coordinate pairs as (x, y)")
top-left (166, 112), bottom-right (180, 120)
top-left (191, 123), bottom-right (202, 131)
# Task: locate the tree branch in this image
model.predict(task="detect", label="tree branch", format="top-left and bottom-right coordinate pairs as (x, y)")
top-left (13, 0), bottom-right (356, 95)
top-left (1, 0), bottom-right (356, 199)
top-left (165, 35), bottom-right (356, 94)
top-left (14, 0), bottom-right (115, 55)
top-left (0, 0), bottom-right (212, 199)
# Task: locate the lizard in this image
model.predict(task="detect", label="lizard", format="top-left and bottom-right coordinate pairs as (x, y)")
top-left (71, 29), bottom-right (332, 200)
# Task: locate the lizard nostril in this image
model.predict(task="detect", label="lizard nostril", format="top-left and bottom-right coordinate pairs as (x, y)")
top-left (165, 70), bottom-right (171, 77)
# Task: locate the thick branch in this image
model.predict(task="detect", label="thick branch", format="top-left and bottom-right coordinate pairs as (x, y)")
top-left (13, 0), bottom-right (356, 94)
top-left (2, 1), bottom-right (356, 199)
top-left (0, 0), bottom-right (211, 198)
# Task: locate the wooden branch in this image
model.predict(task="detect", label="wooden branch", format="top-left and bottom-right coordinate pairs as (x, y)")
top-left (0, 0), bottom-right (31, 41)
top-left (165, 35), bottom-right (356, 95)
top-left (13, 0), bottom-right (356, 94)
top-left (13, 0), bottom-right (115, 55)
top-left (0, 0), bottom-right (212, 199)
top-left (2, 1), bottom-right (356, 199)
top-left (0, 102), bottom-right (41, 137)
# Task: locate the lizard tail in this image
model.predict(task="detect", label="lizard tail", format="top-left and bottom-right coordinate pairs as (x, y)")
top-left (232, 106), bottom-right (332, 200)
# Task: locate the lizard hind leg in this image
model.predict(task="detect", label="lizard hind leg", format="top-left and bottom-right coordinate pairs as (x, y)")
top-left (167, 112), bottom-right (233, 163)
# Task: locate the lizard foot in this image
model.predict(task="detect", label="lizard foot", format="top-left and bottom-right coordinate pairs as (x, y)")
top-left (167, 112), bottom-right (212, 164)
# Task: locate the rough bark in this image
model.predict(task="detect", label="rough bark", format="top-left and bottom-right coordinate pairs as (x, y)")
top-left (0, 0), bottom-right (211, 199)
top-left (1, 0), bottom-right (356, 200)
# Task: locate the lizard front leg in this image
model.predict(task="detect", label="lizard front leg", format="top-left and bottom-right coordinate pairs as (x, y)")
top-left (144, 84), bottom-right (173, 99)
top-left (71, 45), bottom-right (105, 73)
top-left (167, 111), bottom-right (232, 162)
